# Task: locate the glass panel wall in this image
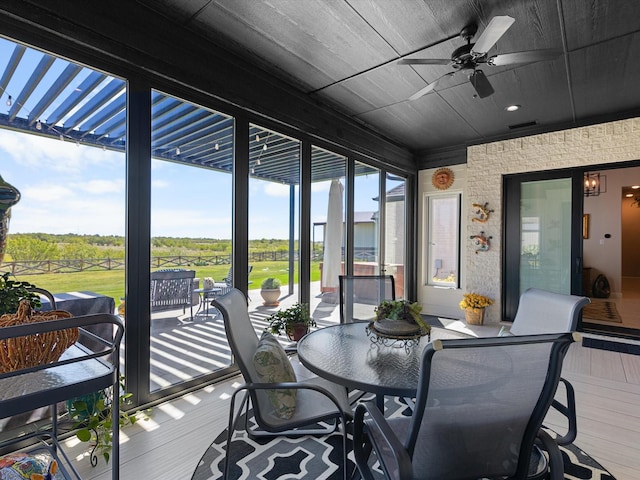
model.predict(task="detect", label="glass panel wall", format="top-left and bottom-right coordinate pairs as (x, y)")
top-left (0, 35), bottom-right (415, 405)
top-left (248, 124), bottom-right (300, 329)
top-left (384, 174), bottom-right (406, 298)
top-left (149, 90), bottom-right (234, 392)
top-left (353, 162), bottom-right (380, 274)
top-left (310, 146), bottom-right (346, 320)
top-left (0, 37), bottom-right (126, 433)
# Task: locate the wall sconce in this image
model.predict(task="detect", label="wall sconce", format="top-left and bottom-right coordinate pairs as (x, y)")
top-left (584, 172), bottom-right (600, 197)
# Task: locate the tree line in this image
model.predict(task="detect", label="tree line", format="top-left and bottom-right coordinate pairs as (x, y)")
top-left (5, 233), bottom-right (301, 262)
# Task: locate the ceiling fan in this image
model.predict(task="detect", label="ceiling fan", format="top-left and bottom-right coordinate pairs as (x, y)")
top-left (399, 16), bottom-right (561, 100)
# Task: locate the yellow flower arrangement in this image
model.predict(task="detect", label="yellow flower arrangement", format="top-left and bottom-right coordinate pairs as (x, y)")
top-left (459, 292), bottom-right (494, 310)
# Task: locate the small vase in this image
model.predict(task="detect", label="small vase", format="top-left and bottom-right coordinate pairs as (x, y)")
top-left (465, 307), bottom-right (485, 325)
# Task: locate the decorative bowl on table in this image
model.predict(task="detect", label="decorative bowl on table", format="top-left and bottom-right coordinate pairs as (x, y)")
top-left (366, 300), bottom-right (431, 349)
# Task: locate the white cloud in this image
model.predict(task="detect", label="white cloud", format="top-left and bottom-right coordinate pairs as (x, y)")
top-left (263, 182), bottom-right (290, 197)
top-left (73, 179), bottom-right (125, 194)
top-left (152, 179), bottom-right (170, 189)
top-left (312, 181), bottom-right (332, 192)
top-left (0, 130), bottom-right (122, 175)
top-left (21, 184), bottom-right (75, 202)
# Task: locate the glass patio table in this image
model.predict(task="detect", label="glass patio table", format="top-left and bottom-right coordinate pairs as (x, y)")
top-left (297, 322), bottom-right (471, 409)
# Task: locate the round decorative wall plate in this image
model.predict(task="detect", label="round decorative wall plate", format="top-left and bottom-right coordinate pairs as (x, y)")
top-left (432, 168), bottom-right (455, 190)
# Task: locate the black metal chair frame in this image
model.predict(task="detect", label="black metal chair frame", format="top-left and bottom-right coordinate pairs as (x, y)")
top-left (353, 333), bottom-right (577, 480)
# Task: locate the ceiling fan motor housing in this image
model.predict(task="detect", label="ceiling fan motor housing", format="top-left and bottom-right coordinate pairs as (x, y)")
top-left (451, 43), bottom-right (477, 70)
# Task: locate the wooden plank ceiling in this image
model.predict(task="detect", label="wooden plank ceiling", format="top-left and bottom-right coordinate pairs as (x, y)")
top-left (139, 0), bottom-right (640, 155)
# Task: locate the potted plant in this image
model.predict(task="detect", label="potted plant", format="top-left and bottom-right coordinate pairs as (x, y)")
top-left (373, 299), bottom-right (430, 336)
top-left (260, 277), bottom-right (282, 306)
top-left (68, 375), bottom-right (148, 466)
top-left (266, 302), bottom-right (316, 341)
top-left (0, 271), bottom-right (41, 315)
top-left (459, 292), bottom-right (494, 325)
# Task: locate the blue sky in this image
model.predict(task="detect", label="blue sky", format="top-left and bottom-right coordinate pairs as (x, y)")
top-left (1, 129), bottom-right (380, 238)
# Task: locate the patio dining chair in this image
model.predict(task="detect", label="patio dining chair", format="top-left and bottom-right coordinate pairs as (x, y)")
top-left (213, 265), bottom-right (253, 298)
top-left (353, 332), bottom-right (577, 480)
top-left (212, 288), bottom-right (353, 479)
top-left (339, 274), bottom-right (395, 323)
top-left (506, 287), bottom-right (590, 445)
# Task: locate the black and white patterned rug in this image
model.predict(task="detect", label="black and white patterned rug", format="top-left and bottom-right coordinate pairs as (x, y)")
top-left (192, 396), bottom-right (616, 480)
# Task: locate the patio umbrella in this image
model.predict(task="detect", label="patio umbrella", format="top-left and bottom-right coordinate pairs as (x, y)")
top-left (322, 179), bottom-right (344, 299)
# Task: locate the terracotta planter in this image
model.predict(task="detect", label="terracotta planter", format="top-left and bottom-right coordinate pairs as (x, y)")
top-left (465, 307), bottom-right (485, 325)
top-left (260, 288), bottom-right (280, 306)
top-left (286, 323), bottom-right (309, 342)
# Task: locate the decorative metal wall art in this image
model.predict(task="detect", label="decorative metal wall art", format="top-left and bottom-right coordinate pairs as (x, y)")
top-left (471, 202), bottom-right (493, 223)
top-left (470, 231), bottom-right (492, 254)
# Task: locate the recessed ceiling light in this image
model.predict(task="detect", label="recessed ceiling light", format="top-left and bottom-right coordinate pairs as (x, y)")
top-left (632, 185), bottom-right (640, 189)
top-left (505, 105), bottom-right (520, 112)
top-left (626, 193), bottom-right (634, 197)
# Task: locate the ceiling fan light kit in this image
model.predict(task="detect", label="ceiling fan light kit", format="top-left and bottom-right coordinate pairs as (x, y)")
top-left (400, 15), bottom-right (561, 100)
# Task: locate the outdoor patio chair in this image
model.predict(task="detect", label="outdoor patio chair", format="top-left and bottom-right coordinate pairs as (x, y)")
top-left (150, 269), bottom-right (195, 319)
top-left (213, 265), bottom-right (253, 298)
top-left (506, 287), bottom-right (590, 445)
top-left (339, 274), bottom-right (395, 323)
top-left (353, 333), bottom-right (577, 480)
top-left (212, 288), bottom-right (353, 480)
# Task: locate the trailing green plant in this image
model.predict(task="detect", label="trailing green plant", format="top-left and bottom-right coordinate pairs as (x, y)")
top-left (0, 271), bottom-right (41, 315)
top-left (68, 375), bottom-right (149, 466)
top-left (266, 302), bottom-right (316, 336)
top-left (374, 299), bottom-right (429, 331)
top-left (261, 277), bottom-right (282, 289)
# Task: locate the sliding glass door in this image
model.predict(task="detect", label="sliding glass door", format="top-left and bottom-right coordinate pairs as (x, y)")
top-left (503, 171), bottom-right (583, 320)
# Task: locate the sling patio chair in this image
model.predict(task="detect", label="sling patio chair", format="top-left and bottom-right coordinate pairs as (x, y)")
top-left (338, 274), bottom-right (395, 324)
top-left (505, 287), bottom-right (590, 445)
top-left (213, 288), bottom-right (353, 480)
top-left (353, 332), bottom-right (578, 480)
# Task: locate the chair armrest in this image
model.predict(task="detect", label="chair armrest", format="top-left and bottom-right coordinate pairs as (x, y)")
top-left (236, 380), bottom-right (351, 421)
top-left (354, 401), bottom-right (413, 480)
top-left (536, 429), bottom-right (564, 480)
top-left (550, 377), bottom-right (577, 445)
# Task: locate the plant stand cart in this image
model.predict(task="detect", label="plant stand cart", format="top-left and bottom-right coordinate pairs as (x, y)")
top-left (0, 313), bottom-right (124, 479)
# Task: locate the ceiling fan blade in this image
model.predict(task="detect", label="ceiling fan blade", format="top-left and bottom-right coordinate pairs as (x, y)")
top-left (471, 15), bottom-right (515, 56)
top-left (409, 81), bottom-right (439, 101)
top-left (469, 70), bottom-right (494, 98)
top-left (398, 58), bottom-right (451, 66)
top-left (488, 49), bottom-right (562, 66)
top-left (408, 72), bottom-right (455, 101)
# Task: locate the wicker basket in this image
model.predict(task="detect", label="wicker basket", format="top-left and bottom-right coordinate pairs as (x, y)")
top-left (464, 307), bottom-right (485, 325)
top-left (0, 300), bottom-right (77, 373)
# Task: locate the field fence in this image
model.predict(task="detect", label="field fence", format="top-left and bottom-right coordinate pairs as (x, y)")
top-left (2, 249), bottom-right (377, 276)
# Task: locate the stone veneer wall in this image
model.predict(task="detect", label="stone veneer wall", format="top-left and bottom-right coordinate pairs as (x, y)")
top-left (466, 117), bottom-right (640, 324)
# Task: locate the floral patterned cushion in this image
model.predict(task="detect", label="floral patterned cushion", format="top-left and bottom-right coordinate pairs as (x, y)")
top-left (252, 331), bottom-right (297, 419)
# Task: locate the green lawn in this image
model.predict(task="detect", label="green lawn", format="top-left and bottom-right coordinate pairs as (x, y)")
top-left (15, 261), bottom-right (322, 302)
